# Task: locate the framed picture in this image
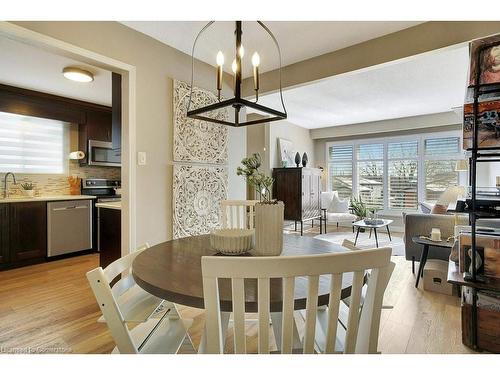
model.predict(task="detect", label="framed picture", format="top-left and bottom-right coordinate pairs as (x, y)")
top-left (468, 34), bottom-right (500, 87)
top-left (278, 138), bottom-right (294, 167)
top-left (463, 99), bottom-right (500, 149)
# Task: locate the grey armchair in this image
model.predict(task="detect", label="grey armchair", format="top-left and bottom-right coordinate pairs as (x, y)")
top-left (404, 213), bottom-right (461, 274)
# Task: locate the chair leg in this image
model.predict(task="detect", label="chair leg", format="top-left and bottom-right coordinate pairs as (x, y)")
top-left (412, 256), bottom-right (415, 274)
top-left (336, 222), bottom-right (339, 228)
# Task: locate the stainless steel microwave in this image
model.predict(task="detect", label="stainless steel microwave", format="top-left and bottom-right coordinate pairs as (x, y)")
top-left (88, 140), bottom-right (121, 167)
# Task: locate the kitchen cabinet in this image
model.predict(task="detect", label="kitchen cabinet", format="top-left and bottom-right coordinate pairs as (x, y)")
top-left (86, 110), bottom-right (112, 143)
top-left (111, 73), bottom-right (122, 151)
top-left (9, 201), bottom-right (47, 263)
top-left (0, 204), bottom-right (9, 265)
top-left (98, 206), bottom-right (121, 269)
top-left (78, 108), bottom-right (113, 164)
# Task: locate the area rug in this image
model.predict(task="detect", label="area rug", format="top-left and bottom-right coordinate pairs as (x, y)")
top-left (314, 230), bottom-right (405, 256)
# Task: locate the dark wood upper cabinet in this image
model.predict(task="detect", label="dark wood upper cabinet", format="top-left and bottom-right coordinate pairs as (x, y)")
top-left (86, 110), bottom-right (112, 143)
top-left (0, 204), bottom-right (9, 265)
top-left (112, 73), bottom-right (122, 151)
top-left (9, 202), bottom-right (47, 262)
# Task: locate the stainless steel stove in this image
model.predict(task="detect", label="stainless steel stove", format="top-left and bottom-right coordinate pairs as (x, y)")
top-left (81, 178), bottom-right (121, 202)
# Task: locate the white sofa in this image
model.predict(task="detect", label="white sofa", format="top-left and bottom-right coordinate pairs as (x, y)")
top-left (320, 191), bottom-right (357, 232)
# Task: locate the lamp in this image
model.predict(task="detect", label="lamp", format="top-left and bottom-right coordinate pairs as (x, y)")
top-left (186, 21), bottom-right (287, 127)
top-left (62, 67), bottom-right (94, 83)
top-left (455, 159), bottom-right (469, 171)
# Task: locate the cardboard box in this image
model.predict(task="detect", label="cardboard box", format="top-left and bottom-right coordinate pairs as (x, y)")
top-left (423, 260), bottom-right (453, 295)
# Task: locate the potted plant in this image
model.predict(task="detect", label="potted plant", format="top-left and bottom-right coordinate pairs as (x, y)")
top-left (237, 153), bottom-right (284, 256)
top-left (20, 182), bottom-right (35, 198)
top-left (351, 196), bottom-right (375, 231)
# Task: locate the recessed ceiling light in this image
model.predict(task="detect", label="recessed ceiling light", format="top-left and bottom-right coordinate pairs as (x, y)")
top-left (62, 67), bottom-right (94, 83)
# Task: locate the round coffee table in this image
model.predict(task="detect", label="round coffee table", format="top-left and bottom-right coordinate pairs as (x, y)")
top-left (411, 236), bottom-right (454, 288)
top-left (352, 219), bottom-right (393, 248)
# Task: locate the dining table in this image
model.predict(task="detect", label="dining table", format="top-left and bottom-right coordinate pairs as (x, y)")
top-left (132, 233), bottom-right (358, 352)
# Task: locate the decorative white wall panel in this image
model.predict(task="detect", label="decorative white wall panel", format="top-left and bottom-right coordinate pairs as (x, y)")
top-left (173, 79), bottom-right (228, 164)
top-left (173, 80), bottom-right (230, 239)
top-left (173, 164), bottom-right (227, 239)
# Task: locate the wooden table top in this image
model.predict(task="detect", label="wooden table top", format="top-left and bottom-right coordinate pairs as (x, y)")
top-left (132, 234), bottom-right (357, 312)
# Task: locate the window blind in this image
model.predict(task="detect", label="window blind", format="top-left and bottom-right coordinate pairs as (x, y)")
top-left (424, 136), bottom-right (460, 201)
top-left (357, 144), bottom-right (384, 209)
top-left (0, 111), bottom-right (67, 174)
top-left (328, 145), bottom-right (353, 199)
top-left (388, 140), bottom-right (418, 209)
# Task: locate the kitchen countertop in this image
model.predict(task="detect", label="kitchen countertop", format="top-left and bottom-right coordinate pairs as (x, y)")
top-left (95, 201), bottom-right (121, 210)
top-left (0, 195), bottom-right (96, 203)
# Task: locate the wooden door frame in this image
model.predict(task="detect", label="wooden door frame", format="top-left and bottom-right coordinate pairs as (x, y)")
top-left (0, 22), bottom-right (137, 256)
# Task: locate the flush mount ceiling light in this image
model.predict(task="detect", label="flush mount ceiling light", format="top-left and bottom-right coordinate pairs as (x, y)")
top-left (187, 21), bottom-right (287, 127)
top-left (62, 67), bottom-right (94, 83)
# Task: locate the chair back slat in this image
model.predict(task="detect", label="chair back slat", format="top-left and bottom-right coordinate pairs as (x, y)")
top-left (281, 276), bottom-right (296, 354)
top-left (355, 262), bottom-right (395, 353)
top-left (201, 247), bottom-right (393, 354)
top-left (103, 243), bottom-right (150, 282)
top-left (86, 243), bottom-right (151, 354)
top-left (202, 276), bottom-right (224, 354)
top-left (325, 273), bottom-right (342, 353)
top-left (220, 200), bottom-right (258, 229)
top-left (344, 270), bottom-right (365, 353)
top-left (231, 278), bottom-right (246, 354)
top-left (87, 267), bottom-right (137, 353)
top-left (257, 278), bottom-right (270, 354)
top-left (303, 275), bottom-right (319, 353)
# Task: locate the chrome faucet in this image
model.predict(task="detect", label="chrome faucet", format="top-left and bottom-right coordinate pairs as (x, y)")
top-left (3, 172), bottom-right (17, 199)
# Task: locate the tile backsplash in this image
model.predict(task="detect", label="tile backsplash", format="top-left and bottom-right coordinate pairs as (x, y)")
top-left (0, 162), bottom-right (121, 197)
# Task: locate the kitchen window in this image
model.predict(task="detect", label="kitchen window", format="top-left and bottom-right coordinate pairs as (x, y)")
top-left (0, 111), bottom-right (68, 174)
top-left (326, 131), bottom-right (464, 213)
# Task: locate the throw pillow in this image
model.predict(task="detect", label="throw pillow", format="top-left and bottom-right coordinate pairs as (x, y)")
top-left (431, 204), bottom-right (448, 215)
top-left (329, 194), bottom-right (349, 213)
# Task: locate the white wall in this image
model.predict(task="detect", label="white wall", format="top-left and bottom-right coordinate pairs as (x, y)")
top-left (227, 126), bottom-right (247, 200)
top-left (268, 121), bottom-right (315, 170)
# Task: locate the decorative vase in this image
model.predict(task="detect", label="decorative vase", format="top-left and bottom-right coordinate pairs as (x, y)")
top-left (254, 201), bottom-right (284, 256)
top-left (302, 152), bottom-right (308, 167)
top-left (295, 152), bottom-right (301, 167)
top-left (21, 190), bottom-right (35, 198)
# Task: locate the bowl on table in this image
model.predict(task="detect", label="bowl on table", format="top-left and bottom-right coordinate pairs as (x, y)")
top-left (210, 228), bottom-right (255, 255)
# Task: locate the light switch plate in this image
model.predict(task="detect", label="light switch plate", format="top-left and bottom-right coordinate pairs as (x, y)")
top-left (138, 152), bottom-right (147, 166)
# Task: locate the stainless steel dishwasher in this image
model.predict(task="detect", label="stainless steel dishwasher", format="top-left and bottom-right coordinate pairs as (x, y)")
top-left (47, 199), bottom-right (93, 257)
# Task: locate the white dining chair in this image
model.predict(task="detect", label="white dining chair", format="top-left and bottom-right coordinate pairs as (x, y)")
top-left (87, 244), bottom-right (192, 353)
top-left (201, 247), bottom-right (394, 354)
top-left (95, 243), bottom-right (164, 324)
top-left (339, 239), bottom-right (395, 310)
top-left (220, 200), bottom-right (259, 229)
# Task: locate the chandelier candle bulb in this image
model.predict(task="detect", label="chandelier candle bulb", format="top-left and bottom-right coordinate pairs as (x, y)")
top-left (216, 51), bottom-right (224, 93)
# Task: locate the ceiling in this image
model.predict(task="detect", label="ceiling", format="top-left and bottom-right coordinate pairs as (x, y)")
top-left (250, 45), bottom-right (470, 129)
top-left (120, 21), bottom-right (422, 78)
top-left (0, 37), bottom-right (111, 106)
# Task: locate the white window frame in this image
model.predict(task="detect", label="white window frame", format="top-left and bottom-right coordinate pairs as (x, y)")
top-left (325, 130), bottom-right (464, 215)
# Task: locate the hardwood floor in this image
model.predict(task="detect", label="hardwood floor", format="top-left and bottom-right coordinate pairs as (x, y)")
top-left (0, 225), bottom-right (474, 354)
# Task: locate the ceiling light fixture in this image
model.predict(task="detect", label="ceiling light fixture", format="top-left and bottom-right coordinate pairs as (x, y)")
top-left (187, 21), bottom-right (287, 127)
top-left (62, 67), bottom-right (94, 83)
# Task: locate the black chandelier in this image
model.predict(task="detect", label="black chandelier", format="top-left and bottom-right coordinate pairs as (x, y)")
top-left (186, 21), bottom-right (287, 127)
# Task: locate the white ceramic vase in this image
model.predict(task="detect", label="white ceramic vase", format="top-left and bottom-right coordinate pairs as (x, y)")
top-left (21, 190), bottom-right (35, 197)
top-left (254, 201), bottom-right (284, 256)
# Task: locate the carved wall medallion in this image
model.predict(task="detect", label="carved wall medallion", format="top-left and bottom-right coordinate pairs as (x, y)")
top-left (173, 164), bottom-right (228, 239)
top-left (173, 80), bottom-right (228, 164)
